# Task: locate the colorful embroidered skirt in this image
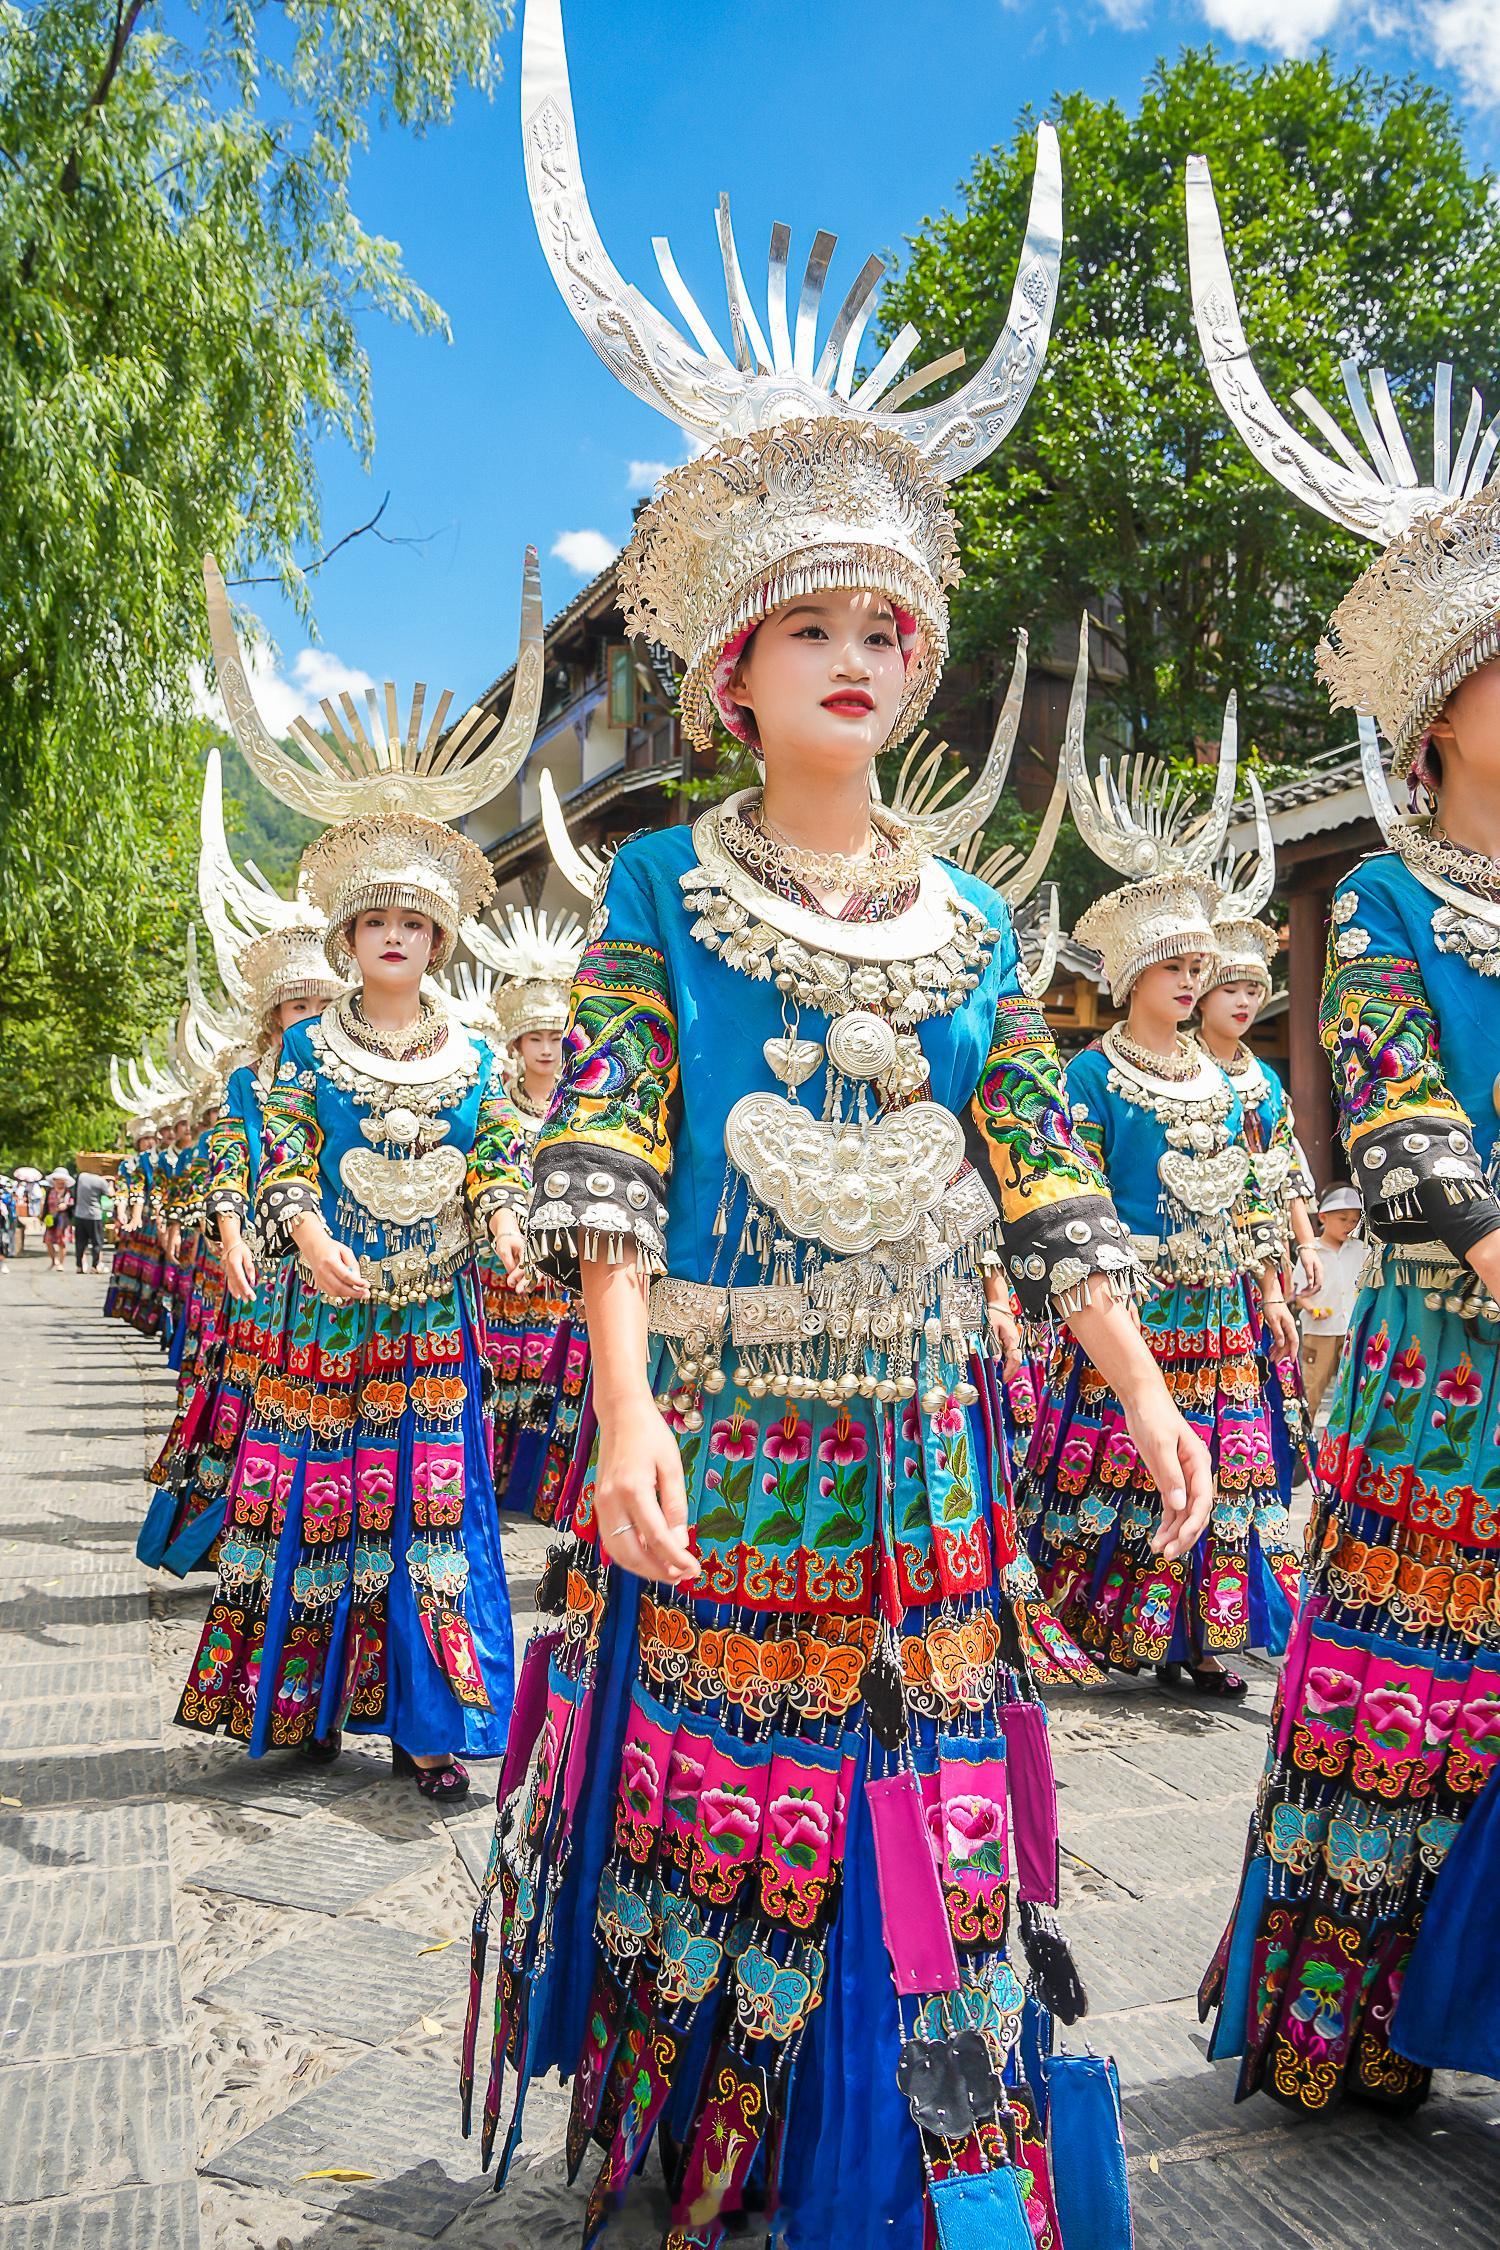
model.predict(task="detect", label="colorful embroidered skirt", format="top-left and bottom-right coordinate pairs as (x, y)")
top-left (479, 1256), bottom-right (589, 1521)
top-left (103, 1227), bottom-right (150, 1323)
top-left (138, 1264), bottom-right (283, 1578)
top-left (164, 1238), bottom-right (202, 1369)
top-left (1018, 1273), bottom-right (1299, 1669)
top-left (146, 1247), bottom-right (227, 1487)
top-left (1200, 1275), bottom-right (1500, 2113)
top-left (121, 1235), bottom-right (170, 1341)
top-left (176, 1265), bottom-right (514, 1759)
top-left (1260, 1320), bottom-right (1320, 1517)
top-left (461, 1353), bottom-right (1126, 2248)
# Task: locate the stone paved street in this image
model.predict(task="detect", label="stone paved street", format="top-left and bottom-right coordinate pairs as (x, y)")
top-left (4, 1240), bottom-right (1500, 2250)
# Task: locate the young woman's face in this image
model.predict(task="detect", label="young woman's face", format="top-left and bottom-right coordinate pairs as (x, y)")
top-left (1198, 977), bottom-right (1264, 1042)
top-left (277, 995), bottom-right (326, 1031)
top-left (728, 589), bottom-right (909, 779)
top-left (515, 1028), bottom-right (562, 1078)
top-left (350, 907), bottom-right (436, 990)
top-left (1131, 953), bottom-right (1211, 1023)
top-left (1430, 658), bottom-right (1500, 786)
top-left (174, 1118), bottom-right (193, 1146)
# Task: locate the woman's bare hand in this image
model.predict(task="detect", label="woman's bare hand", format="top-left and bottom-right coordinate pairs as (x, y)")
top-left (1122, 1393), bottom-right (1214, 1561)
top-left (488, 1207), bottom-right (525, 1276)
top-left (987, 1299), bottom-right (1023, 1379)
top-left (221, 1239), bottom-right (258, 1302)
top-left (593, 1393), bottom-right (699, 1584)
top-left (298, 1222), bottom-right (368, 1304)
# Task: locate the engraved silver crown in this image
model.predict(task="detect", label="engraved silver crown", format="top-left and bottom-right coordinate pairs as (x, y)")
top-left (522, 0), bottom-right (1061, 755)
top-left (1068, 616), bottom-right (1236, 1001)
top-left (200, 551), bottom-right (546, 969)
top-left (196, 747), bottom-right (343, 1031)
top-left (465, 904), bottom-right (586, 1044)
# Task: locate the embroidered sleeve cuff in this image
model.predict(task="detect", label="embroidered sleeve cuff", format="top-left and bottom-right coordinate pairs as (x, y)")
top-left (471, 1180), bottom-right (530, 1226)
top-left (258, 1177), bottom-right (320, 1255)
top-left (1000, 1193), bottom-right (1141, 1318)
top-left (1352, 1118), bottom-right (1500, 1257)
top-left (1240, 1207), bottom-right (1286, 1265)
top-left (527, 1144), bottom-right (670, 1290)
top-left (204, 1186), bottom-right (249, 1223)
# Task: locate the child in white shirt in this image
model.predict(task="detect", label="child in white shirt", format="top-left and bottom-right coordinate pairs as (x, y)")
top-left (1292, 1184), bottom-right (1366, 1419)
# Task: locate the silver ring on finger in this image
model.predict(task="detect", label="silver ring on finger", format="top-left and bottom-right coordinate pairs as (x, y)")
top-left (607, 1522), bottom-right (634, 1538)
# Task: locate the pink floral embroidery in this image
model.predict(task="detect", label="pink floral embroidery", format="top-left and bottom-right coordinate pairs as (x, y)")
top-left (1100, 1428), bottom-right (1136, 1475)
top-left (763, 1416), bottom-right (812, 1464)
top-left (1391, 1339), bottom-right (1427, 1390)
top-left (1363, 1684), bottom-right (1424, 1743)
top-left (944, 1793), bottom-right (1005, 1864)
top-left (1304, 1666), bottom-right (1360, 1718)
top-left (1461, 1695), bottom-right (1500, 1751)
top-left (818, 1418), bottom-right (869, 1468)
top-left (1437, 1353), bottom-right (1482, 1407)
top-left (709, 1415), bottom-right (758, 1462)
top-left (1058, 1434), bottom-right (1095, 1479)
top-left (619, 1738), bottom-right (661, 1811)
top-left (767, 1789), bottom-right (832, 1866)
top-left (699, 1784), bottom-right (761, 1858)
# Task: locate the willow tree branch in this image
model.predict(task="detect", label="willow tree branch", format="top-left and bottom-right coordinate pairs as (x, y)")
top-left (226, 492), bottom-right (439, 588)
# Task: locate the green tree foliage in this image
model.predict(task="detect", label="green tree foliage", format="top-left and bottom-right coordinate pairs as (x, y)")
top-left (887, 51), bottom-right (1500, 777)
top-left (222, 749), bottom-right (322, 894)
top-left (0, 0), bottom-right (508, 1160)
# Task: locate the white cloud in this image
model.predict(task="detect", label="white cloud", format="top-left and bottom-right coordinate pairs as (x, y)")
top-left (191, 644), bottom-right (376, 737)
top-left (625, 458), bottom-right (674, 494)
top-left (1424, 0), bottom-right (1500, 107)
top-left (1179, 0), bottom-right (1500, 108)
top-left (1194, 0), bottom-right (1343, 52)
top-left (550, 528), bottom-right (619, 577)
top-left (1097, 0), bottom-right (1147, 23)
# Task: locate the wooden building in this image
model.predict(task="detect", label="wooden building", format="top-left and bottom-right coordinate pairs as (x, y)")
top-left (464, 559), bottom-right (695, 916)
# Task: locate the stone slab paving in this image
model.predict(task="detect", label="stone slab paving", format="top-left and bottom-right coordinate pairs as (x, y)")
top-left (3, 1242), bottom-right (1500, 2250)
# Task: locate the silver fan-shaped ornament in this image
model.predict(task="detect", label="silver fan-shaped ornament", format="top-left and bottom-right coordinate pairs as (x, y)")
top-left (1186, 154), bottom-right (1500, 548)
top-left (201, 548), bottom-right (545, 824)
top-left (1064, 612), bottom-right (1240, 881)
top-left (521, 0), bottom-right (1061, 478)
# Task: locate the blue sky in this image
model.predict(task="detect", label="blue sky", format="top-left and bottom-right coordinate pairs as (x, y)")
top-left (237, 0), bottom-right (1500, 731)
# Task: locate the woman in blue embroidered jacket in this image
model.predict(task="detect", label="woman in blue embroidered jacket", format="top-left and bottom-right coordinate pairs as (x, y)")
top-left (1194, 790), bottom-right (1325, 1519)
top-left (138, 924), bottom-right (344, 1578)
top-left (103, 1115), bottom-right (157, 1325)
top-left (1188, 156), bottom-right (1500, 2115)
top-left (1019, 692), bottom-right (1301, 1695)
top-left (466, 906), bottom-right (590, 1522)
top-left (463, 12), bottom-right (1214, 2242)
top-left (174, 548), bottom-right (546, 1799)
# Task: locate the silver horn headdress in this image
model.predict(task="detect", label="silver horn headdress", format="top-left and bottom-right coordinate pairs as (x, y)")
top-left (197, 746), bottom-right (344, 1036)
top-left (201, 549), bottom-right (545, 970)
top-left (467, 903), bottom-right (586, 1046)
top-left (1187, 153), bottom-right (1500, 778)
top-left (953, 623), bottom-right (1081, 999)
top-left (522, 0), bottom-right (1060, 756)
top-left (110, 1054), bottom-right (163, 1142)
top-left (1204, 775), bottom-right (1278, 995)
top-left (1068, 616), bottom-right (1232, 1002)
